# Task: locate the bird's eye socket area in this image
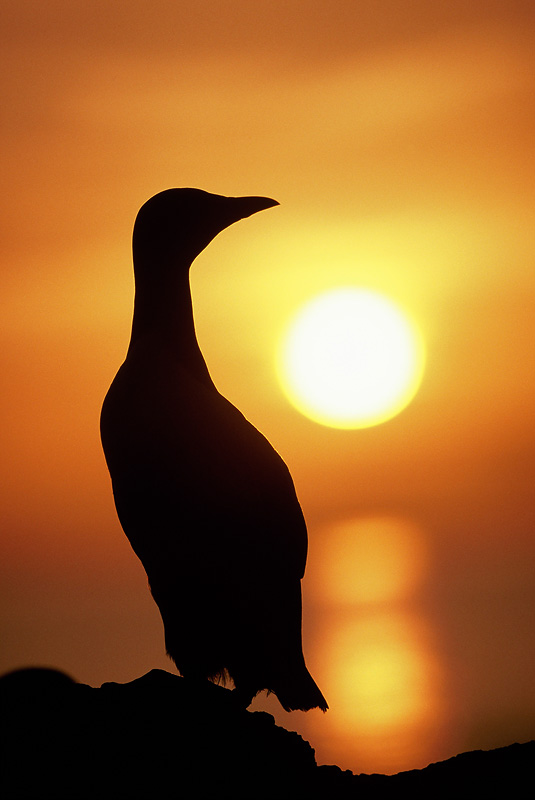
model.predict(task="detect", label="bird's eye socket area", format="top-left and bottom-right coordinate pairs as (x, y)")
top-left (133, 189), bottom-right (270, 269)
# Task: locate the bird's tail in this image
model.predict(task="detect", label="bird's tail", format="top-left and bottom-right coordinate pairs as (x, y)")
top-left (274, 665), bottom-right (328, 713)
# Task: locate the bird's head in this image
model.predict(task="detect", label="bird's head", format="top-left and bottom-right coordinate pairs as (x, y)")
top-left (132, 188), bottom-right (279, 272)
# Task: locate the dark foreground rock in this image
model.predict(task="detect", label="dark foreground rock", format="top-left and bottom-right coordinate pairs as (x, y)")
top-left (0, 667), bottom-right (532, 798)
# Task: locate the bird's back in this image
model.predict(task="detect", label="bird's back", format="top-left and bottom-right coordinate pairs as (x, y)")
top-left (101, 335), bottom-right (327, 710)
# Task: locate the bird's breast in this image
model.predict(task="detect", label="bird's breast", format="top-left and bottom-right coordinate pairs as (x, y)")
top-left (100, 346), bottom-right (308, 579)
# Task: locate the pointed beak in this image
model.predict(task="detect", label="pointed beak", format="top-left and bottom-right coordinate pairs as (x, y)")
top-left (227, 195), bottom-right (279, 222)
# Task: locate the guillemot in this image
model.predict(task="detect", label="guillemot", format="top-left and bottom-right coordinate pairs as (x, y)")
top-left (100, 188), bottom-right (327, 712)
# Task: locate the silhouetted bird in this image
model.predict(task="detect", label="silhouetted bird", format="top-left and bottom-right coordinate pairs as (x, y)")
top-left (100, 188), bottom-right (328, 712)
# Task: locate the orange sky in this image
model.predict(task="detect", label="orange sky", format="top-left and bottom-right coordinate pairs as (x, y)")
top-left (1, 0), bottom-right (534, 775)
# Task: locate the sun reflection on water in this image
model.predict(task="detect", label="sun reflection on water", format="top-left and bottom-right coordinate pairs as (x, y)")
top-left (307, 515), bottom-right (454, 774)
top-left (311, 516), bottom-right (427, 605)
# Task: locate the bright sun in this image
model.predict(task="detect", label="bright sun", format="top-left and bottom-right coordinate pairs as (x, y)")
top-left (277, 287), bottom-right (425, 429)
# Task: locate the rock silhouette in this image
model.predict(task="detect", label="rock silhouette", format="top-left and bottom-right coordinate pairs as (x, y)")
top-left (100, 189), bottom-right (327, 712)
top-left (0, 667), bottom-right (532, 799)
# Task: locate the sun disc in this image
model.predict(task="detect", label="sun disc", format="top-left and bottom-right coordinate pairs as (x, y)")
top-left (277, 288), bottom-right (425, 428)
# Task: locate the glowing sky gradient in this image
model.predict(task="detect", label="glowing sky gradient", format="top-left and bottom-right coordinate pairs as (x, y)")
top-left (1, 1), bottom-right (534, 775)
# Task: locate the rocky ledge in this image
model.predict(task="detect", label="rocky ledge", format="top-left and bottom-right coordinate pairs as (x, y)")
top-left (0, 667), bottom-right (532, 798)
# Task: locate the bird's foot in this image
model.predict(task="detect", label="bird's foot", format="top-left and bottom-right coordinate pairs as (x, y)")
top-left (231, 686), bottom-right (255, 710)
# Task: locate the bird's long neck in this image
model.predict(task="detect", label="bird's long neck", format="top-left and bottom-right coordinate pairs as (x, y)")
top-left (128, 261), bottom-right (213, 387)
